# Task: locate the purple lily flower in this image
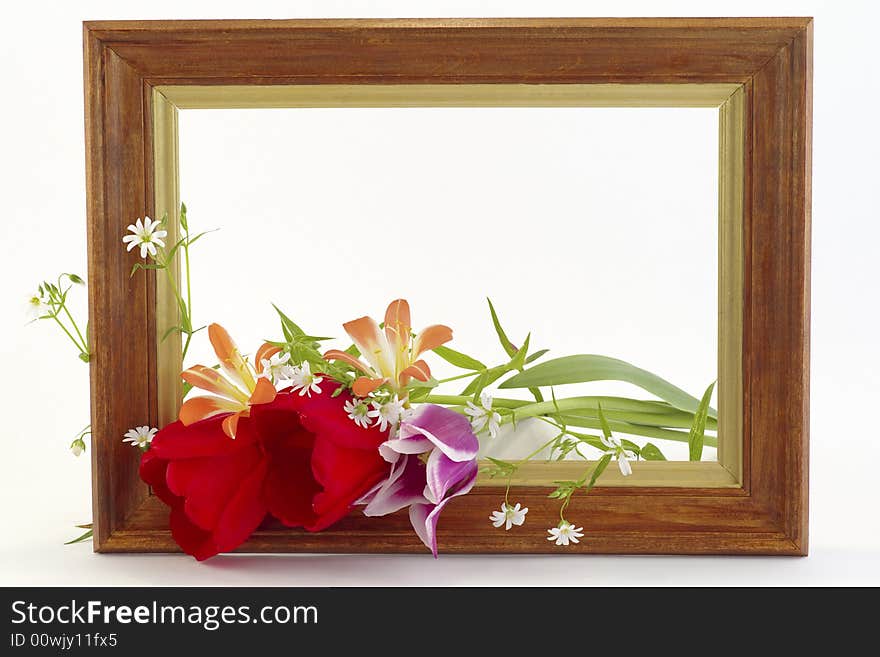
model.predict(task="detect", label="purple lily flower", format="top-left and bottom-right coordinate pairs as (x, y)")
top-left (358, 404), bottom-right (479, 557)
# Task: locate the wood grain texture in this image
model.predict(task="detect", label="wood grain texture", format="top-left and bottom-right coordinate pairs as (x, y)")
top-left (83, 18), bottom-right (812, 556)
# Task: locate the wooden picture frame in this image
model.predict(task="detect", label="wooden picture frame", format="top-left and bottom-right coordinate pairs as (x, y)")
top-left (84, 18), bottom-right (812, 555)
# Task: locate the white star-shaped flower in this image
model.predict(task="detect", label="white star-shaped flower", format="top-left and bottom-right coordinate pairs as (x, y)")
top-left (368, 395), bottom-right (406, 433)
top-left (464, 392), bottom-right (502, 438)
top-left (289, 361), bottom-right (323, 397)
top-left (490, 502), bottom-right (528, 530)
top-left (122, 217), bottom-right (167, 259)
top-left (344, 397), bottom-right (372, 428)
top-left (259, 350), bottom-right (293, 384)
top-left (599, 432), bottom-right (637, 476)
top-left (547, 521), bottom-right (584, 546)
top-left (123, 426), bottom-right (157, 449)
top-left (25, 292), bottom-right (50, 321)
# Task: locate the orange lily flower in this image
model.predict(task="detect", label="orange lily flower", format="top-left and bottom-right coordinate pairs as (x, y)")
top-left (179, 323), bottom-right (279, 438)
top-left (324, 299), bottom-right (452, 397)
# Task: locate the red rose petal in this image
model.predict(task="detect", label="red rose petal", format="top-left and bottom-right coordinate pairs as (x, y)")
top-left (212, 458), bottom-right (270, 553)
top-left (169, 504), bottom-right (219, 561)
top-left (150, 415), bottom-right (255, 460)
top-left (273, 385), bottom-right (388, 450)
top-left (139, 449), bottom-right (176, 507)
top-left (166, 446), bottom-right (263, 531)
top-left (307, 433), bottom-right (388, 531)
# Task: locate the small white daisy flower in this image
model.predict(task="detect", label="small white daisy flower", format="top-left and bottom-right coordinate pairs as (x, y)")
top-left (490, 502), bottom-right (528, 530)
top-left (70, 438), bottom-right (86, 457)
top-left (344, 397), bottom-right (372, 428)
top-left (123, 426), bottom-right (157, 449)
top-left (464, 392), bottom-right (502, 438)
top-left (289, 361), bottom-right (323, 397)
top-left (599, 432), bottom-right (637, 476)
top-left (547, 521), bottom-right (584, 546)
top-left (368, 395), bottom-right (407, 433)
top-left (259, 351), bottom-right (292, 384)
top-left (25, 292), bottom-right (50, 321)
top-left (122, 217), bottom-right (167, 259)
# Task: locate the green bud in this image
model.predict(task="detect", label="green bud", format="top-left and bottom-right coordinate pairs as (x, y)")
top-left (67, 273), bottom-right (85, 285)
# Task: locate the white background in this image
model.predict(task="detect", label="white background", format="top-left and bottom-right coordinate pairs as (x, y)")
top-left (1, 0), bottom-right (878, 586)
top-left (179, 106), bottom-right (719, 461)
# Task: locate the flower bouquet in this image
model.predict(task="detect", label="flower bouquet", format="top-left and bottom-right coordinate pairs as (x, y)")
top-left (30, 205), bottom-right (716, 558)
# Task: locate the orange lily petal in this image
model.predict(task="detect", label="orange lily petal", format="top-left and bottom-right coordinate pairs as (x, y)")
top-left (384, 299), bottom-right (412, 350)
top-left (323, 349), bottom-right (371, 375)
top-left (343, 316), bottom-right (392, 376)
top-left (181, 365), bottom-right (250, 404)
top-left (222, 412), bottom-right (242, 439)
top-left (254, 343), bottom-right (282, 372)
top-left (179, 395), bottom-right (242, 426)
top-left (248, 376), bottom-right (277, 406)
top-left (400, 359), bottom-right (432, 383)
top-left (413, 324), bottom-right (453, 357)
top-left (209, 323), bottom-right (257, 392)
top-left (352, 376), bottom-right (387, 397)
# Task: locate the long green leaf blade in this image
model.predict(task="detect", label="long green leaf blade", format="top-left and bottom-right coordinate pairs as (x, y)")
top-left (487, 298), bottom-right (517, 357)
top-left (688, 381), bottom-right (717, 461)
top-left (499, 354), bottom-right (717, 419)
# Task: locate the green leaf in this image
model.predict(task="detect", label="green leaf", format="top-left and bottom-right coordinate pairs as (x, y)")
top-left (586, 453), bottom-right (613, 490)
top-left (597, 402), bottom-right (613, 440)
top-left (64, 528), bottom-right (93, 545)
top-left (525, 349), bottom-right (549, 364)
top-left (640, 443), bottom-right (667, 461)
top-left (161, 325), bottom-right (182, 342)
top-left (688, 381), bottom-right (716, 461)
top-left (433, 345), bottom-right (486, 371)
top-left (78, 352), bottom-right (90, 363)
top-left (500, 354), bottom-right (717, 419)
top-left (482, 457), bottom-right (518, 478)
top-left (553, 414), bottom-right (713, 445)
top-left (273, 304), bottom-right (307, 342)
top-left (508, 333), bottom-right (531, 371)
top-left (130, 262), bottom-right (165, 278)
top-left (486, 298), bottom-right (518, 358)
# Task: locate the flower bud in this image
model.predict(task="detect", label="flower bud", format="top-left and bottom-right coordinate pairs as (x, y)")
top-left (70, 438), bottom-right (86, 457)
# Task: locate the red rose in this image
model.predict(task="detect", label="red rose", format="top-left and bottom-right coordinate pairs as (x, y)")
top-left (140, 383), bottom-right (389, 560)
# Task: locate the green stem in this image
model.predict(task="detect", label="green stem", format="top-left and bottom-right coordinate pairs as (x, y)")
top-left (158, 255), bottom-right (192, 360)
top-left (435, 371), bottom-right (482, 385)
top-left (59, 303), bottom-right (89, 354)
top-left (182, 227), bottom-right (193, 361)
top-left (423, 394), bottom-right (529, 409)
top-left (50, 313), bottom-right (87, 355)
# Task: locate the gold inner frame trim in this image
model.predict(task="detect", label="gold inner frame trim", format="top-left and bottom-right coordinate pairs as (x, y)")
top-left (152, 83), bottom-right (744, 489)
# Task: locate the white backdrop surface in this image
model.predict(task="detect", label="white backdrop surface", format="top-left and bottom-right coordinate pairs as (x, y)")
top-left (178, 106), bottom-right (719, 461)
top-left (1, 0), bottom-right (878, 586)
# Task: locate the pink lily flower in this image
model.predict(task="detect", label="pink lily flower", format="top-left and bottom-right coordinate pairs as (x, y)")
top-left (358, 404), bottom-right (479, 557)
top-left (323, 299), bottom-right (452, 397)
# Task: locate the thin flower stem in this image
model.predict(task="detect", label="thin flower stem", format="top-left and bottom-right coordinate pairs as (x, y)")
top-left (435, 371), bottom-right (482, 385)
top-left (516, 433), bottom-right (561, 465)
top-left (423, 394), bottom-right (528, 409)
top-left (157, 255), bottom-right (194, 361)
top-left (59, 303), bottom-right (89, 354)
top-left (50, 312), bottom-right (88, 355)
top-left (182, 226), bottom-right (193, 361)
